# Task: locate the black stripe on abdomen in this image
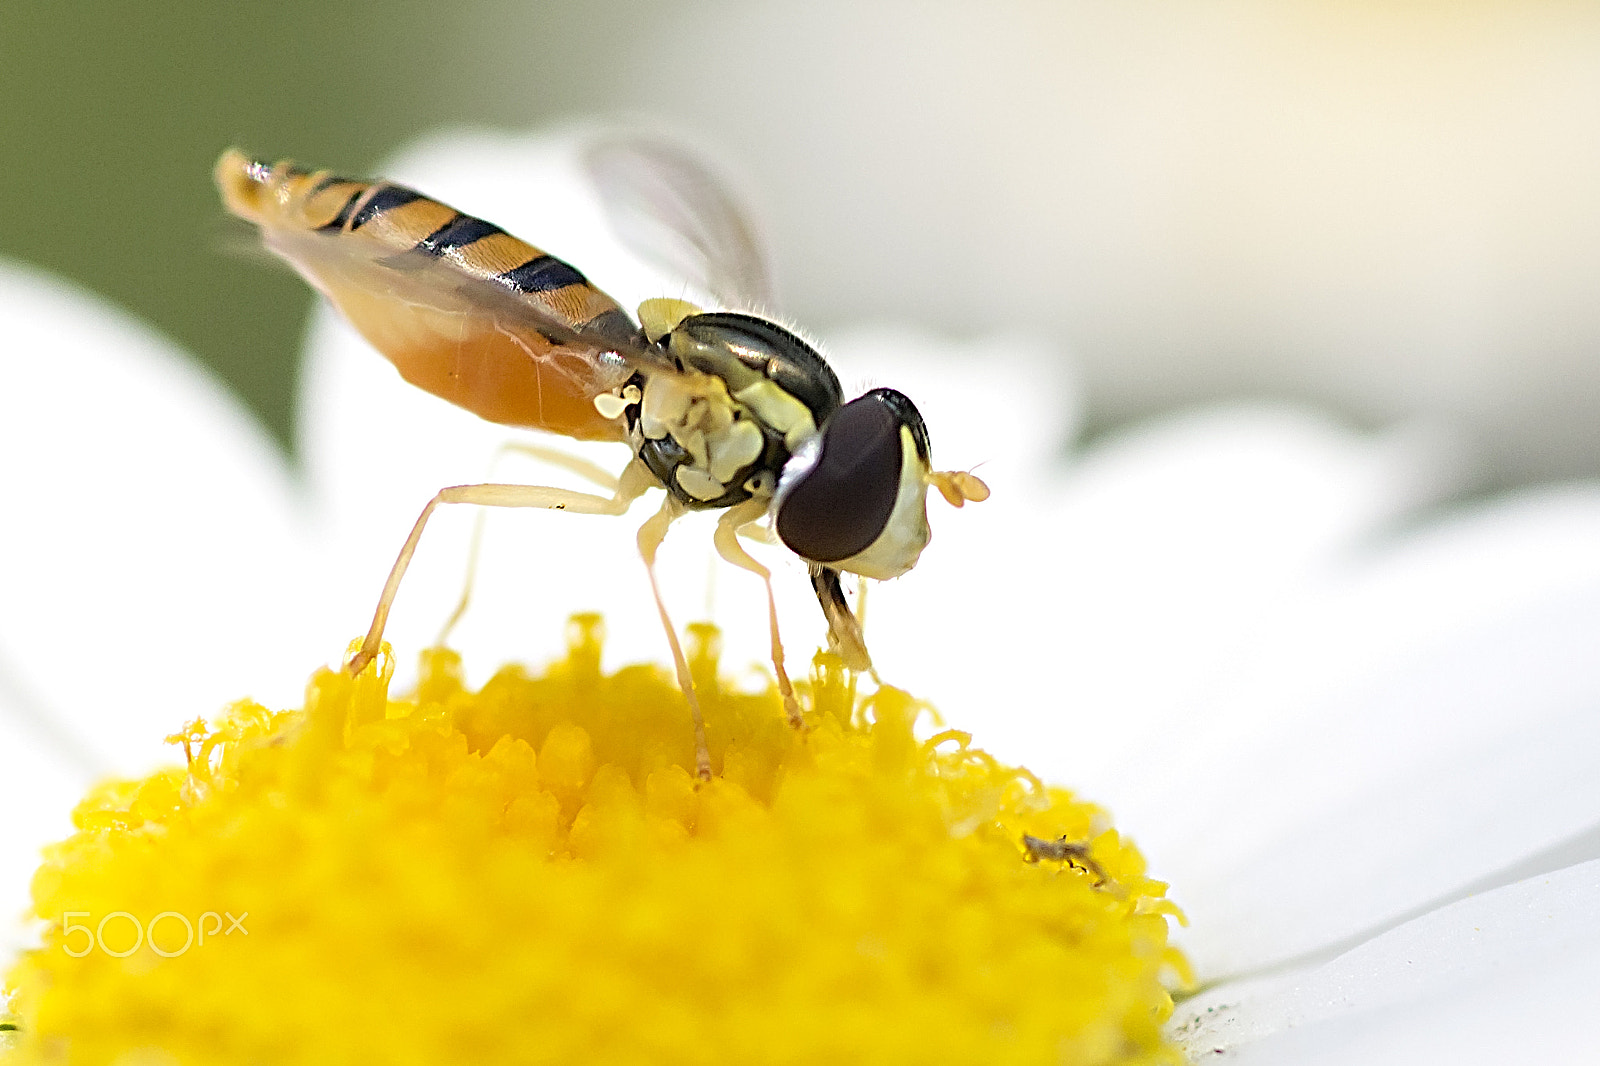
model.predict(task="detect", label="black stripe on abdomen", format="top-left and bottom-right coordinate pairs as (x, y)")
top-left (415, 214), bottom-right (505, 256)
top-left (349, 184), bottom-right (426, 230)
top-left (316, 186), bottom-right (365, 232)
top-left (497, 255), bottom-right (588, 293)
top-left (307, 172), bottom-right (350, 197)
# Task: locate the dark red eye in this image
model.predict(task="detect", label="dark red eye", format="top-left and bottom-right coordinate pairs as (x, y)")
top-left (775, 393), bottom-right (905, 563)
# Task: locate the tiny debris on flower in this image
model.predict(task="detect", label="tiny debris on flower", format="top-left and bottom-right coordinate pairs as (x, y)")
top-left (2, 615), bottom-right (1189, 1064)
top-left (1022, 833), bottom-right (1111, 887)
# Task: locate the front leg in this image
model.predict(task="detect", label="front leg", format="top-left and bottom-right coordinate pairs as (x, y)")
top-left (809, 565), bottom-right (874, 677)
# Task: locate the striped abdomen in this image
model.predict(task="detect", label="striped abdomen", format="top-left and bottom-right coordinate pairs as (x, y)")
top-left (216, 150), bottom-right (640, 441)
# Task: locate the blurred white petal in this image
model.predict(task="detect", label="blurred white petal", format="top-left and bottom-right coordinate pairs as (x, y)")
top-left (1140, 489), bottom-right (1600, 976)
top-left (0, 262), bottom-right (320, 775)
top-left (871, 405), bottom-right (1465, 786)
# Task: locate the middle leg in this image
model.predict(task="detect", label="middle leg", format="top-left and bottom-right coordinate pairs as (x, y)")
top-left (636, 495), bottom-right (713, 780)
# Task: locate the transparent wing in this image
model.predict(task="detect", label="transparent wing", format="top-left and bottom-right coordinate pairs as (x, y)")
top-left (256, 222), bottom-right (673, 441)
top-left (584, 135), bottom-right (775, 313)
top-left (262, 218), bottom-right (673, 369)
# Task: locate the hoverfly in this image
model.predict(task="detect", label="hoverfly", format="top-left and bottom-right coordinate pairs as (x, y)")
top-left (216, 139), bottom-right (988, 777)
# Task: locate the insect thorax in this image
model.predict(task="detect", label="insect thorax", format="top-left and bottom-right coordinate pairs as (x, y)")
top-left (621, 313), bottom-right (844, 511)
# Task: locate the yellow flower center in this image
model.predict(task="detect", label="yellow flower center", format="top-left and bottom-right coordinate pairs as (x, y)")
top-left (3, 616), bottom-right (1188, 1064)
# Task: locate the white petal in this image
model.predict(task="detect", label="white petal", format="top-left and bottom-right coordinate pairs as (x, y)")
top-left (0, 261), bottom-right (317, 775)
top-left (1176, 858), bottom-right (1600, 1062)
top-left (1138, 488), bottom-right (1600, 976)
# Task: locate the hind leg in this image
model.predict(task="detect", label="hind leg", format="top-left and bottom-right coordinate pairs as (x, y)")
top-left (437, 441), bottom-right (627, 647)
top-left (348, 460), bottom-right (654, 677)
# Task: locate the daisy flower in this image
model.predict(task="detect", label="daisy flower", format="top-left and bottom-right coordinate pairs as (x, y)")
top-left (2, 129), bottom-right (1598, 1061)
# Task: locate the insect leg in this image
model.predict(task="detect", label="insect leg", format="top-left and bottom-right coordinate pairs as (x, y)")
top-left (635, 496), bottom-right (713, 780)
top-left (437, 442), bottom-right (627, 647)
top-left (713, 498), bottom-right (802, 728)
top-left (809, 566), bottom-right (876, 677)
top-left (734, 519), bottom-right (777, 546)
top-left (349, 461), bottom-right (655, 678)
top-left (491, 441), bottom-right (622, 492)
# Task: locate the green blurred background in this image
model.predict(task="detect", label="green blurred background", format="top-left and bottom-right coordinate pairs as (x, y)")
top-left (7, 1), bottom-right (1600, 486)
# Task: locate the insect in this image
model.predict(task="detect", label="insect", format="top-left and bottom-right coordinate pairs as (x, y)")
top-left (215, 140), bottom-right (988, 777)
top-left (1021, 834), bottom-right (1107, 887)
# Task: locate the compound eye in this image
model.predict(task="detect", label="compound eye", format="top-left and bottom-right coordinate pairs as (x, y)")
top-left (775, 393), bottom-right (904, 563)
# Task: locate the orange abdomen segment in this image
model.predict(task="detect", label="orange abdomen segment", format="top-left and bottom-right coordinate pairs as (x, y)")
top-left (328, 285), bottom-right (629, 441)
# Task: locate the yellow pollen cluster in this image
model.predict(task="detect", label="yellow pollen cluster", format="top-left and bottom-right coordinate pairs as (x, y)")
top-left (2, 617), bottom-right (1188, 1064)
